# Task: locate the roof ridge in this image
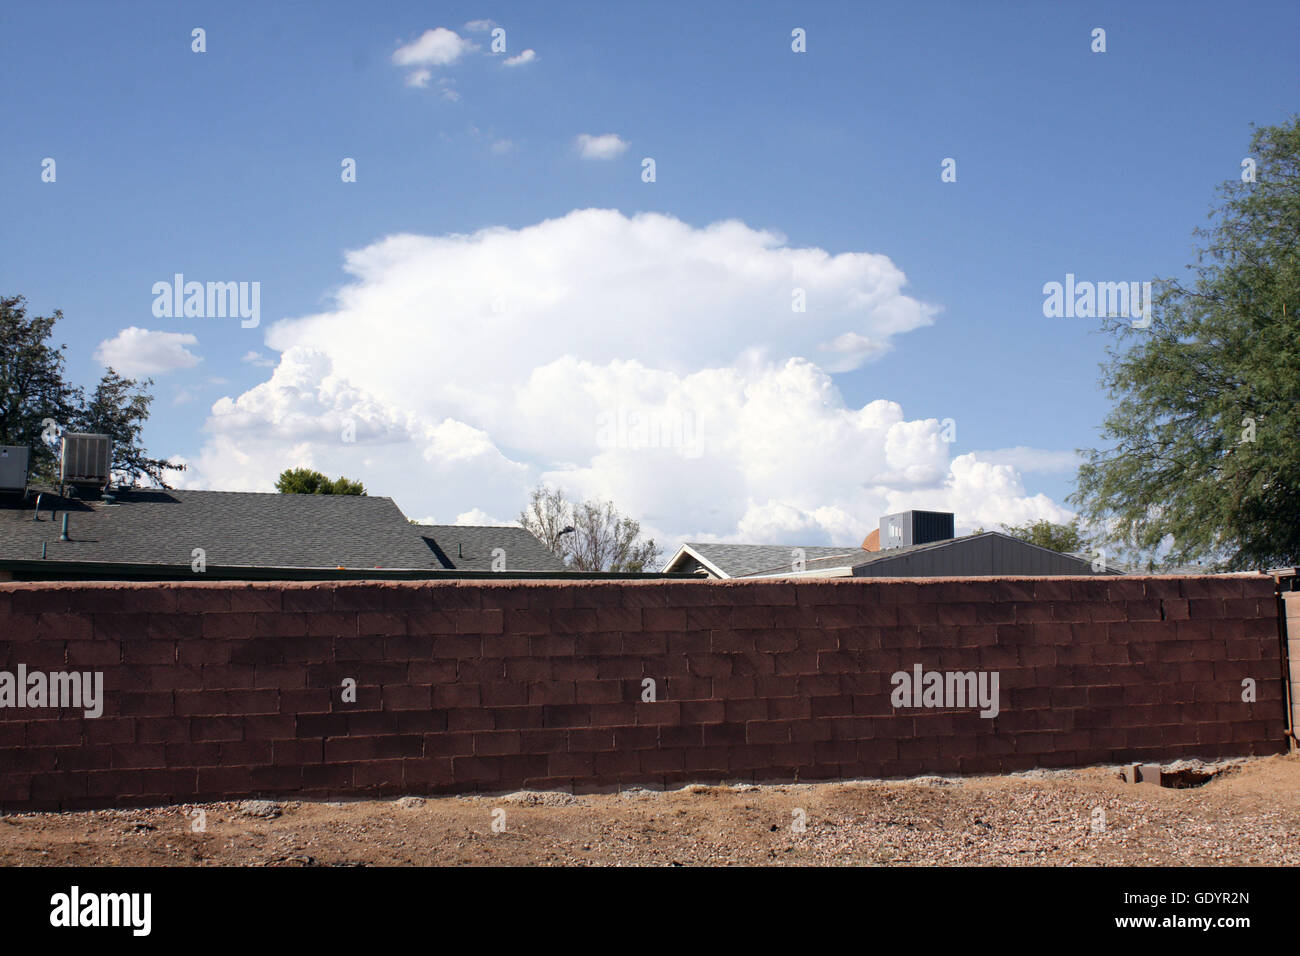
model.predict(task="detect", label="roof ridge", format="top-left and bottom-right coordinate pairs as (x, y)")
top-left (685, 541), bottom-right (860, 550)
top-left (155, 489), bottom-right (396, 502)
top-left (416, 523), bottom-right (526, 530)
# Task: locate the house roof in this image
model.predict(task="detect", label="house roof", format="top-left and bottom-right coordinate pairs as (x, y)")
top-left (742, 533), bottom-right (989, 577)
top-left (413, 524), bottom-right (567, 572)
top-left (0, 488), bottom-right (442, 570)
top-left (741, 531), bottom-right (1113, 578)
top-left (663, 542), bottom-right (861, 578)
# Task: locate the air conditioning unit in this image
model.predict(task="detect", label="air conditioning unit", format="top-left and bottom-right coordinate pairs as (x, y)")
top-left (879, 510), bottom-right (955, 550)
top-left (60, 433), bottom-right (112, 488)
top-left (0, 446), bottom-right (29, 493)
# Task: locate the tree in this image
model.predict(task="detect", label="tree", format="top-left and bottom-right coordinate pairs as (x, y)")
top-left (1072, 118), bottom-right (1300, 570)
top-left (999, 518), bottom-right (1087, 554)
top-left (75, 369), bottom-right (179, 487)
top-left (275, 467), bottom-right (366, 496)
top-left (519, 485), bottom-right (575, 555)
top-left (0, 296), bottom-right (80, 481)
top-left (519, 484), bottom-right (661, 572)
top-left (0, 295), bottom-right (180, 487)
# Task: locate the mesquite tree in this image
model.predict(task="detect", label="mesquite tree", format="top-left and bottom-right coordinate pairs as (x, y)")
top-left (1071, 118), bottom-right (1300, 569)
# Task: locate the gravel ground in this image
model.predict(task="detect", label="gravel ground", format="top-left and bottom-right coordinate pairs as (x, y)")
top-left (1, 753), bottom-right (1296, 866)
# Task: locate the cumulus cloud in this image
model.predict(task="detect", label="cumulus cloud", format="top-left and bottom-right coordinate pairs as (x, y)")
top-left (183, 209), bottom-right (1071, 547)
top-left (972, 446), bottom-right (1081, 475)
top-left (575, 133), bottom-right (628, 160)
top-left (241, 350), bottom-right (277, 368)
top-left (405, 68), bottom-right (432, 88)
top-left (503, 49), bottom-right (536, 67)
top-left (392, 28), bottom-right (476, 67)
top-left (453, 508), bottom-right (517, 526)
top-left (94, 327), bottom-right (200, 377)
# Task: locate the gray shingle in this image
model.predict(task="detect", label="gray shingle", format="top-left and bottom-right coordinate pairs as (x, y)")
top-left (675, 542), bottom-right (859, 578)
top-left (0, 489), bottom-right (442, 570)
top-left (741, 532), bottom-right (1107, 577)
top-left (413, 524), bottom-right (566, 572)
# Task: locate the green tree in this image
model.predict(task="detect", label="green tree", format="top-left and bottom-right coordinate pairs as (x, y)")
top-left (999, 518), bottom-right (1087, 554)
top-left (519, 484), bottom-right (661, 572)
top-left (0, 296), bottom-right (81, 481)
top-left (75, 368), bottom-right (180, 487)
top-left (275, 467), bottom-right (366, 496)
top-left (1073, 118), bottom-right (1300, 570)
top-left (0, 296), bottom-right (179, 487)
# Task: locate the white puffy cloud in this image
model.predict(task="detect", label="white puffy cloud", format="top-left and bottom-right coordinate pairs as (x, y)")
top-left (176, 347), bottom-right (528, 515)
top-left (887, 453), bottom-right (1076, 534)
top-left (575, 133), bottom-right (628, 160)
top-left (183, 209), bottom-right (1073, 547)
top-left (405, 68), bottom-right (432, 88)
top-left (503, 49), bottom-right (536, 67)
top-left (94, 327), bottom-right (200, 377)
top-left (392, 28), bottom-right (476, 67)
top-left (241, 350), bottom-right (277, 368)
top-left (453, 508), bottom-right (517, 526)
top-left (971, 446), bottom-right (1081, 475)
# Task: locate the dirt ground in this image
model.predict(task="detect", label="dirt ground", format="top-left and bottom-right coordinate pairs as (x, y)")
top-left (2, 754), bottom-right (1297, 866)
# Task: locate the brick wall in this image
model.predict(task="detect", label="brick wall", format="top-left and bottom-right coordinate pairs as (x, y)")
top-left (0, 575), bottom-right (1287, 811)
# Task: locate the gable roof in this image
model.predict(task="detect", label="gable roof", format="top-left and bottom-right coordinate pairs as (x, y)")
top-left (0, 488), bottom-right (441, 570)
top-left (412, 524), bottom-right (566, 572)
top-left (662, 542), bottom-right (861, 578)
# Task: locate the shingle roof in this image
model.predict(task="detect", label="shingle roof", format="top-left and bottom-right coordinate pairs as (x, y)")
top-left (741, 534), bottom-right (987, 576)
top-left (671, 542), bottom-right (860, 578)
top-left (0, 489), bottom-right (444, 570)
top-left (741, 532), bottom-right (1108, 577)
top-left (412, 524), bottom-right (567, 572)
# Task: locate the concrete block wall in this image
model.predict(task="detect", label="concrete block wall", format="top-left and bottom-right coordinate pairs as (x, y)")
top-left (0, 575), bottom-right (1287, 811)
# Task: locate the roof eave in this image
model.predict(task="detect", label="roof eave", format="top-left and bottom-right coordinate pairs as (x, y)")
top-left (662, 544), bottom-right (730, 579)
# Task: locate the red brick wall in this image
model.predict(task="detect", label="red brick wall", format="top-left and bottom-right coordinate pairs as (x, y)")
top-left (0, 575), bottom-right (1286, 811)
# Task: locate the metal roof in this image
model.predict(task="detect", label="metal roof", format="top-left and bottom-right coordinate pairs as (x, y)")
top-left (741, 531), bottom-right (1114, 578)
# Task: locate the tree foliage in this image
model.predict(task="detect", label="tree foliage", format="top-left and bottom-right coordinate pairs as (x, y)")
top-left (0, 296), bottom-right (80, 480)
top-left (1072, 117), bottom-right (1300, 570)
top-left (75, 369), bottom-right (177, 487)
top-left (999, 518), bottom-right (1087, 554)
top-left (519, 484), bottom-right (661, 572)
top-left (0, 295), bottom-right (180, 487)
top-left (275, 467), bottom-right (366, 496)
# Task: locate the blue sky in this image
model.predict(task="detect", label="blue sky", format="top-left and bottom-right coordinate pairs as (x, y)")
top-left (3, 0), bottom-right (1297, 548)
